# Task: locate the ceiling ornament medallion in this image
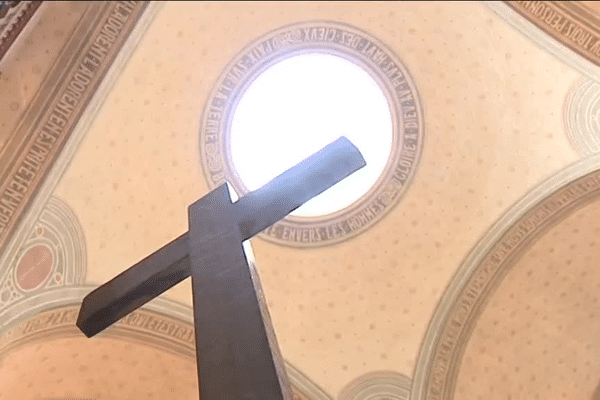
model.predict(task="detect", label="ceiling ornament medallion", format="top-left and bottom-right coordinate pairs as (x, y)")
top-left (564, 76), bottom-right (600, 156)
top-left (15, 243), bottom-right (54, 291)
top-left (199, 20), bottom-right (424, 247)
top-left (0, 196), bottom-right (86, 327)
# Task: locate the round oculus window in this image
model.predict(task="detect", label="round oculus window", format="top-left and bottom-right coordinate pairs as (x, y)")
top-left (200, 21), bottom-right (424, 247)
top-left (230, 53), bottom-right (393, 217)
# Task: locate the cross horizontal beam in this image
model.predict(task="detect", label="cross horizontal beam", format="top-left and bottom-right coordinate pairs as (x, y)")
top-left (77, 230), bottom-right (191, 338)
top-left (77, 136), bottom-right (366, 338)
top-left (77, 136), bottom-right (366, 399)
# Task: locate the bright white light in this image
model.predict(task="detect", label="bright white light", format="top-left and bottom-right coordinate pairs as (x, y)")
top-left (230, 53), bottom-right (393, 217)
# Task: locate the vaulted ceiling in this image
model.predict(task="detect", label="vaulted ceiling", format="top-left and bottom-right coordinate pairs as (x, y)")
top-left (0, 1), bottom-right (600, 399)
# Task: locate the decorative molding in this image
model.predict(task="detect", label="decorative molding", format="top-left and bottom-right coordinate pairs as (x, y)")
top-left (0, 0), bottom-right (149, 261)
top-left (0, 285), bottom-right (333, 400)
top-left (338, 371), bottom-right (411, 400)
top-left (411, 153), bottom-right (600, 400)
top-left (564, 76), bottom-right (600, 155)
top-left (0, 196), bottom-right (86, 329)
top-left (0, 1), bottom-right (161, 288)
top-left (287, 363), bottom-right (333, 400)
top-left (200, 20), bottom-right (424, 248)
top-left (0, 1), bottom-right (42, 62)
top-left (504, 1), bottom-right (600, 69)
top-left (485, 1), bottom-right (600, 80)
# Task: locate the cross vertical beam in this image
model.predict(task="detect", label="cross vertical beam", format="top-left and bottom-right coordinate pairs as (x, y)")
top-left (76, 136), bottom-right (366, 400)
top-left (188, 185), bottom-right (292, 398)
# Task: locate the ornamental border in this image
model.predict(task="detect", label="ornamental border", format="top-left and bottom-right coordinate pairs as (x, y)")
top-left (411, 154), bottom-right (600, 400)
top-left (199, 20), bottom-right (424, 248)
top-left (0, 196), bottom-right (87, 315)
top-left (504, 1), bottom-right (600, 69)
top-left (0, 1), bottom-right (148, 260)
top-left (337, 370), bottom-right (412, 400)
top-left (564, 76), bottom-right (600, 156)
top-left (0, 286), bottom-right (332, 400)
top-left (485, 2), bottom-right (600, 80)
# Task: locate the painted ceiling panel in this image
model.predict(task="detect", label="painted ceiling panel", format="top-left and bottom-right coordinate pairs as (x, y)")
top-left (1, 1), bottom-right (599, 399)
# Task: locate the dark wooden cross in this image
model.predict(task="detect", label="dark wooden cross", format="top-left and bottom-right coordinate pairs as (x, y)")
top-left (76, 136), bottom-right (366, 399)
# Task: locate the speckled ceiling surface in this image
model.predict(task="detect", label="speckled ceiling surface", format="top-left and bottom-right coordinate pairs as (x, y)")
top-left (0, 1), bottom-right (600, 399)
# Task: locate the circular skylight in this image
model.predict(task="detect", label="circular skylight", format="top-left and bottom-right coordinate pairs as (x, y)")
top-left (230, 53), bottom-right (393, 217)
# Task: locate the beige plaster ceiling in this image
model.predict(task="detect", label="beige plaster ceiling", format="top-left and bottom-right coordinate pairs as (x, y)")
top-left (1, 1), bottom-right (600, 399)
top-left (455, 195), bottom-right (600, 399)
top-left (0, 335), bottom-right (199, 399)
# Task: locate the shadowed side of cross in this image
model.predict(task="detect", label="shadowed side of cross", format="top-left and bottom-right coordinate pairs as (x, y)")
top-left (76, 136), bottom-right (366, 399)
